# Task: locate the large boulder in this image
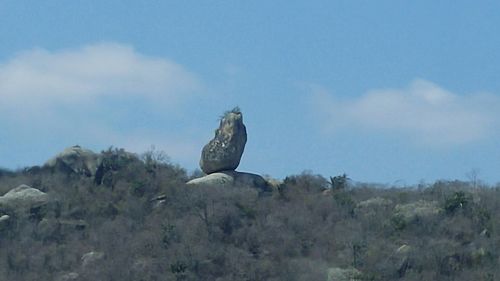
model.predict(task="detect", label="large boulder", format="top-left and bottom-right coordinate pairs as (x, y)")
top-left (45, 145), bottom-right (102, 177)
top-left (0, 184), bottom-right (50, 214)
top-left (200, 108), bottom-right (247, 174)
top-left (187, 170), bottom-right (271, 192)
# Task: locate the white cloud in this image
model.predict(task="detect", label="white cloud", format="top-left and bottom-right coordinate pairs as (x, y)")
top-left (313, 79), bottom-right (500, 145)
top-left (0, 42), bottom-right (199, 109)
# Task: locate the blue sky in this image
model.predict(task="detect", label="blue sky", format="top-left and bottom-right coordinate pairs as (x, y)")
top-left (1, 1), bottom-right (500, 185)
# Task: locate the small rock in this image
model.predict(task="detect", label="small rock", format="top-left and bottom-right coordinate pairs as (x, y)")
top-left (81, 251), bottom-right (105, 269)
top-left (480, 228), bottom-right (490, 237)
top-left (396, 244), bottom-right (412, 255)
top-left (326, 267), bottom-right (362, 281)
top-left (200, 108), bottom-right (247, 174)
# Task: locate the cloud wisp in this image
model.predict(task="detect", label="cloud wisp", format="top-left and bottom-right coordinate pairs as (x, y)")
top-left (0, 42), bottom-right (199, 110)
top-left (313, 79), bottom-right (500, 146)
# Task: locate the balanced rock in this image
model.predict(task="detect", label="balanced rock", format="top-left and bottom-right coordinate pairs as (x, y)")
top-left (200, 108), bottom-right (247, 174)
top-left (45, 145), bottom-right (102, 177)
top-left (187, 170), bottom-right (271, 192)
top-left (0, 184), bottom-right (50, 214)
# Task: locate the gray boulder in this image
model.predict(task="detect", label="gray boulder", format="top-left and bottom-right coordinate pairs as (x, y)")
top-left (0, 184), bottom-right (50, 214)
top-left (45, 145), bottom-right (102, 177)
top-left (187, 170), bottom-right (271, 192)
top-left (327, 267), bottom-right (362, 281)
top-left (200, 108), bottom-right (247, 174)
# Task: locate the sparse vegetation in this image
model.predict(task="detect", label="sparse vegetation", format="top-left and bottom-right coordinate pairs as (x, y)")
top-left (0, 150), bottom-right (499, 280)
top-left (219, 106), bottom-right (242, 121)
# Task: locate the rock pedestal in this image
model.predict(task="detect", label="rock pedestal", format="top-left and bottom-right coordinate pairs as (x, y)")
top-left (200, 108), bottom-right (247, 174)
top-left (187, 170), bottom-right (271, 192)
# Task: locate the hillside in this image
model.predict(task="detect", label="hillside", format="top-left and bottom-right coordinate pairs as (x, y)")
top-left (0, 147), bottom-right (499, 281)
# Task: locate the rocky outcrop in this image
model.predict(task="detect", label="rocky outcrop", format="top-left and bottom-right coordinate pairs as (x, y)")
top-left (0, 184), bottom-right (50, 214)
top-left (45, 145), bottom-right (102, 177)
top-left (187, 170), bottom-right (271, 192)
top-left (200, 108), bottom-right (247, 174)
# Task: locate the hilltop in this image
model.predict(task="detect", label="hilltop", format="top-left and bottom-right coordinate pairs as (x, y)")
top-left (0, 146), bottom-right (499, 281)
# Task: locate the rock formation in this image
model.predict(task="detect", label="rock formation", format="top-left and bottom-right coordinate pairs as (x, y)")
top-left (188, 108), bottom-right (270, 191)
top-left (0, 184), bottom-right (50, 214)
top-left (44, 145), bottom-right (102, 177)
top-left (200, 107), bottom-right (247, 174)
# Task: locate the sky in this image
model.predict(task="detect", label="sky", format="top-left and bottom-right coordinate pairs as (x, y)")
top-left (1, 1), bottom-right (500, 185)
